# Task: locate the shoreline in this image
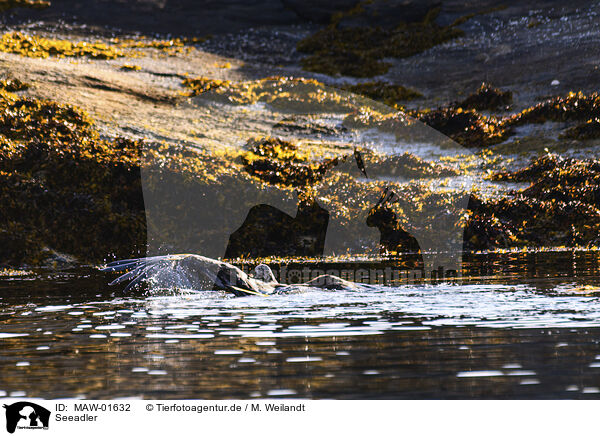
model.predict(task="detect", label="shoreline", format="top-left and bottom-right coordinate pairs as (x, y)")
top-left (0, 1), bottom-right (599, 267)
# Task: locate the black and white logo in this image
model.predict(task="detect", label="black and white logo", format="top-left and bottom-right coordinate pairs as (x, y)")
top-left (3, 402), bottom-right (50, 434)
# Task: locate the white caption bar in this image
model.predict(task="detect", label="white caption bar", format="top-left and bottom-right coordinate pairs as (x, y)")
top-left (0, 400), bottom-right (595, 436)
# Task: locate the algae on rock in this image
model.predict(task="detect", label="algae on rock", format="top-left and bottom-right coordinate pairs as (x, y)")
top-left (297, 6), bottom-right (464, 77)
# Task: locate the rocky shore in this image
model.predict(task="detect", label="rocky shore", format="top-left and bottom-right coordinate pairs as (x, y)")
top-left (0, 0), bottom-right (599, 268)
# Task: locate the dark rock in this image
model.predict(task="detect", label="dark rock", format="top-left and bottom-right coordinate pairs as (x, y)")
top-left (455, 83), bottom-right (512, 111)
top-left (2, 0), bottom-right (304, 36)
top-left (338, 0), bottom-right (442, 29)
top-left (281, 0), bottom-right (359, 24)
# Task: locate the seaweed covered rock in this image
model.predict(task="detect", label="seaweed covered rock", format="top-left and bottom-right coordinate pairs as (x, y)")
top-left (224, 197), bottom-right (329, 259)
top-left (241, 137), bottom-right (339, 188)
top-left (467, 194), bottom-right (600, 249)
top-left (245, 136), bottom-right (305, 162)
top-left (494, 154), bottom-right (600, 207)
top-left (366, 186), bottom-right (424, 260)
top-left (181, 76), bottom-right (322, 99)
top-left (297, 6), bottom-right (464, 77)
top-left (560, 118), bottom-right (600, 140)
top-left (181, 76), bottom-right (231, 95)
top-left (504, 91), bottom-right (600, 126)
top-left (466, 154), bottom-right (600, 250)
top-left (342, 84), bottom-right (514, 148)
top-left (497, 91), bottom-right (600, 142)
top-left (0, 31), bottom-right (196, 60)
top-left (491, 153), bottom-right (573, 183)
top-left (463, 204), bottom-right (518, 250)
top-left (455, 83), bottom-right (512, 111)
top-left (415, 107), bottom-right (508, 147)
top-left (0, 31), bottom-right (125, 59)
top-left (182, 75), bottom-right (424, 113)
top-left (343, 81), bottom-right (422, 108)
top-left (180, 75), bottom-right (399, 115)
top-left (0, 84), bottom-right (242, 266)
top-left (414, 90), bottom-right (600, 147)
top-left (0, 88), bottom-right (147, 265)
top-left (0, 78), bottom-right (29, 92)
top-left (241, 136), bottom-right (455, 188)
top-left (181, 75), bottom-right (350, 110)
top-left (358, 88), bottom-right (600, 150)
top-left (364, 88), bottom-right (600, 149)
top-left (401, 83), bottom-right (513, 147)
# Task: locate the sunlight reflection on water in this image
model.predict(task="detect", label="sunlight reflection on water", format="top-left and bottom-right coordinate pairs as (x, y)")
top-left (3, 273), bottom-right (600, 399)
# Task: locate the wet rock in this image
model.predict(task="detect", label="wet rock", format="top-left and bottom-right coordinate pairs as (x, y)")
top-left (0, 31), bottom-right (196, 60)
top-left (2, 0), bottom-right (302, 36)
top-left (337, 0), bottom-right (441, 29)
top-left (272, 116), bottom-right (343, 137)
top-left (281, 0), bottom-right (359, 24)
top-left (358, 149), bottom-right (459, 179)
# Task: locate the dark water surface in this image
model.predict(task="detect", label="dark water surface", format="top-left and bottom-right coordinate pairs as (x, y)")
top-left (3, 251), bottom-right (600, 399)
